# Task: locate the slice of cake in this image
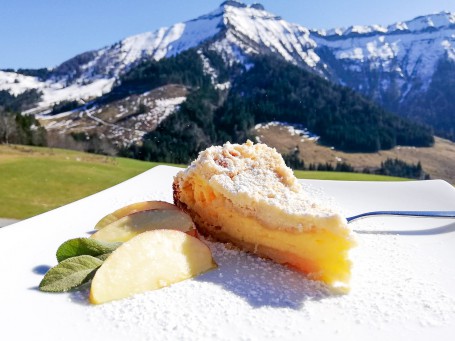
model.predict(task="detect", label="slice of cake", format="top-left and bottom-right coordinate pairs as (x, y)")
top-left (173, 141), bottom-right (355, 290)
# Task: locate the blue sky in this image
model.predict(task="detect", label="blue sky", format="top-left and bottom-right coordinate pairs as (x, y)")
top-left (2, 0), bottom-right (455, 69)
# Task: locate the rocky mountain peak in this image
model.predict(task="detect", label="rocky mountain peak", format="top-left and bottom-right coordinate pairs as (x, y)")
top-left (219, 1), bottom-right (247, 9)
top-left (219, 1), bottom-right (265, 11)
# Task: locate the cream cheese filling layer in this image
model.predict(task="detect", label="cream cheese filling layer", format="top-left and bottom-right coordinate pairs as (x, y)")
top-left (177, 174), bottom-right (355, 286)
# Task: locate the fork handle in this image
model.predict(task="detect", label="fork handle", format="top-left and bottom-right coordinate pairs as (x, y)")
top-left (347, 211), bottom-right (455, 223)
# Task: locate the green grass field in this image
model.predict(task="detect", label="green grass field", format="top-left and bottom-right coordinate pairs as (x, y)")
top-left (0, 144), bottom-right (405, 220)
top-left (0, 145), bottom-right (162, 219)
top-left (293, 170), bottom-right (405, 181)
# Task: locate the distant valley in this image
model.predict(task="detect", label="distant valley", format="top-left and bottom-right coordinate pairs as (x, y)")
top-left (253, 122), bottom-right (455, 183)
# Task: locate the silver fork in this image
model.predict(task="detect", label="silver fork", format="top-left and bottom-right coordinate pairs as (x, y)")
top-left (347, 211), bottom-right (455, 223)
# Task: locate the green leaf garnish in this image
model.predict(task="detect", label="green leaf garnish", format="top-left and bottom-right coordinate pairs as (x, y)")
top-left (39, 255), bottom-right (103, 292)
top-left (56, 238), bottom-right (121, 262)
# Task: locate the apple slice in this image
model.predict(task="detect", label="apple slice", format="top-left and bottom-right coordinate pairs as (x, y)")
top-left (91, 209), bottom-right (197, 243)
top-left (95, 201), bottom-right (179, 229)
top-left (89, 229), bottom-right (217, 304)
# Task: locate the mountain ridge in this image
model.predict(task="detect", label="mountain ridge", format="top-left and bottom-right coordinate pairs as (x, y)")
top-left (1, 2), bottom-right (454, 108)
top-left (1, 1), bottom-right (453, 143)
top-left (313, 11), bottom-right (455, 38)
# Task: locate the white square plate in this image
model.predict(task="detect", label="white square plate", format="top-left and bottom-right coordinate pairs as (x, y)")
top-left (1, 166), bottom-right (454, 340)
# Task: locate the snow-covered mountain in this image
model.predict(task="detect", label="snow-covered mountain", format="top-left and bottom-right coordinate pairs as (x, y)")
top-left (1, 1), bottom-right (455, 139)
top-left (313, 11), bottom-right (455, 103)
top-left (312, 11), bottom-right (455, 139)
top-left (0, 1), bottom-right (322, 112)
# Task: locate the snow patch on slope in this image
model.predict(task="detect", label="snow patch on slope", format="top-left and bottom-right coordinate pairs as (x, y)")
top-left (0, 70), bottom-right (115, 112)
top-left (198, 50), bottom-right (230, 90)
top-left (0, 71), bottom-right (43, 96)
top-left (254, 121), bottom-right (319, 143)
top-left (39, 78), bottom-right (115, 109)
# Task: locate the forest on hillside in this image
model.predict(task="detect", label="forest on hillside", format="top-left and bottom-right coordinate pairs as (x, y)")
top-left (0, 89), bottom-right (46, 145)
top-left (0, 48), bottom-right (435, 171)
top-left (118, 49), bottom-right (434, 163)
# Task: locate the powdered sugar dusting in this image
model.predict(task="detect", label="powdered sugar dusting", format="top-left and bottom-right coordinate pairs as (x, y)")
top-left (349, 221), bottom-right (455, 328)
top-left (177, 141), bottom-right (349, 233)
top-left (300, 181), bottom-right (345, 215)
top-left (83, 219), bottom-right (455, 339)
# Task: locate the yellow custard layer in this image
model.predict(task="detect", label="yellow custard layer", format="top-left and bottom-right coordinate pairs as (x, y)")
top-left (176, 173), bottom-right (354, 288)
